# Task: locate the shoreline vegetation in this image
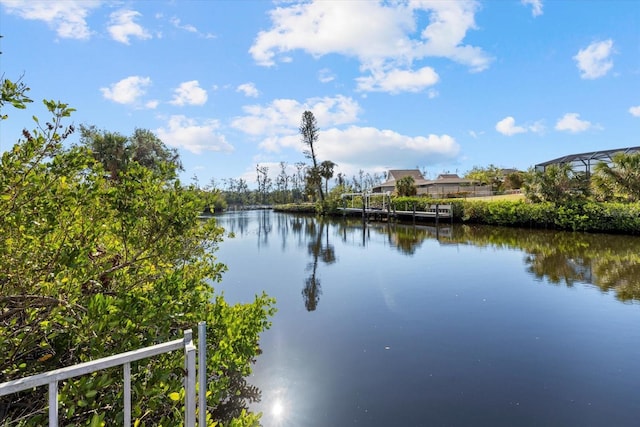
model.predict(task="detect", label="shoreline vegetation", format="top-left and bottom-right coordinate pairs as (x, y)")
top-left (1, 79), bottom-right (274, 426)
top-left (273, 198), bottom-right (640, 235)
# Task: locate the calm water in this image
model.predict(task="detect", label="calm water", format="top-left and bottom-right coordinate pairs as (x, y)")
top-left (215, 210), bottom-right (640, 427)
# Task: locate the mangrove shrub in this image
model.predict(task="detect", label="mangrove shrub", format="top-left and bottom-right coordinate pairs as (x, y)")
top-left (0, 87), bottom-right (274, 426)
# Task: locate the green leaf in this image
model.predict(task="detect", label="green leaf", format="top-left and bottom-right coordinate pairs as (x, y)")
top-left (89, 413), bottom-right (102, 427)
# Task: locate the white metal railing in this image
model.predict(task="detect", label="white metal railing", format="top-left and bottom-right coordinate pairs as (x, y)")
top-left (0, 321), bottom-right (208, 427)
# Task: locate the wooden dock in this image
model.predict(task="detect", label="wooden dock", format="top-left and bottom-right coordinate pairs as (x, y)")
top-left (339, 192), bottom-right (452, 223)
top-left (338, 204), bottom-right (453, 223)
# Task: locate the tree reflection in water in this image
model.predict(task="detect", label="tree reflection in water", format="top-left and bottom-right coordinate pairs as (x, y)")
top-left (285, 214), bottom-right (640, 306)
top-left (301, 219), bottom-right (336, 311)
top-left (450, 225), bottom-right (640, 302)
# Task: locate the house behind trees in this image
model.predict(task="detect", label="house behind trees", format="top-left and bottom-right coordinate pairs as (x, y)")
top-left (372, 169), bottom-right (493, 198)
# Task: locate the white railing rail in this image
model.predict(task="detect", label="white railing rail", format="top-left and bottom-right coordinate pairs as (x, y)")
top-left (0, 321), bottom-right (208, 427)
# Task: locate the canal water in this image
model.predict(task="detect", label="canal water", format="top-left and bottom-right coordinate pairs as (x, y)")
top-left (215, 210), bottom-right (640, 427)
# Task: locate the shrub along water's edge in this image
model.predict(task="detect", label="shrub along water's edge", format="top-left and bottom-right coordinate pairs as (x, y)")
top-left (274, 199), bottom-right (640, 235)
top-left (450, 199), bottom-right (640, 234)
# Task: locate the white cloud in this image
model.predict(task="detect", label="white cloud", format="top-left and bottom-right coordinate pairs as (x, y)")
top-left (145, 100), bottom-right (159, 109)
top-left (256, 126), bottom-right (459, 174)
top-left (107, 9), bottom-right (152, 44)
top-left (318, 68), bottom-right (336, 84)
top-left (555, 113), bottom-right (594, 133)
top-left (495, 116), bottom-right (545, 135)
top-left (417, 1), bottom-right (491, 72)
top-left (237, 83), bottom-right (260, 98)
top-left (528, 120), bottom-right (546, 134)
top-left (521, 0), bottom-right (543, 17)
top-left (100, 76), bottom-right (151, 105)
top-left (496, 117), bottom-right (526, 136)
top-left (316, 126), bottom-right (460, 168)
top-left (629, 106), bottom-right (640, 117)
top-left (249, 1), bottom-right (492, 94)
top-left (169, 16), bottom-right (215, 39)
top-left (1, 0), bottom-right (100, 39)
top-left (231, 95), bottom-right (361, 137)
top-left (427, 88), bottom-right (439, 99)
top-left (356, 67), bottom-right (439, 93)
top-left (169, 17), bottom-right (197, 33)
top-left (573, 39), bottom-right (614, 79)
top-left (170, 81), bottom-right (208, 106)
top-left (231, 95), bottom-right (458, 170)
top-left (156, 115), bottom-right (233, 154)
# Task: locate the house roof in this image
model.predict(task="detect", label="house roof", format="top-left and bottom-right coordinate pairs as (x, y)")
top-left (424, 174), bottom-right (475, 185)
top-left (376, 169), bottom-right (429, 188)
top-left (373, 170), bottom-right (476, 191)
top-left (387, 170), bottom-right (426, 182)
top-left (436, 174), bottom-right (460, 180)
top-left (535, 146), bottom-right (640, 172)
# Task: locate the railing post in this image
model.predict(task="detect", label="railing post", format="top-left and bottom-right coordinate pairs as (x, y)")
top-left (198, 321), bottom-right (207, 427)
top-left (124, 362), bottom-right (131, 427)
top-left (49, 380), bottom-right (58, 427)
top-left (184, 329), bottom-right (196, 427)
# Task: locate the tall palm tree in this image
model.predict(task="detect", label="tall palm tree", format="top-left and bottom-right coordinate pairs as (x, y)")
top-left (319, 160), bottom-right (336, 195)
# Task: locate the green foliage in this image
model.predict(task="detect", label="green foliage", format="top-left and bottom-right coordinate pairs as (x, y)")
top-left (79, 125), bottom-right (182, 181)
top-left (194, 186), bottom-right (228, 214)
top-left (522, 164), bottom-right (589, 203)
top-left (503, 171), bottom-right (524, 190)
top-left (316, 183), bottom-right (350, 215)
top-left (1, 75), bottom-right (33, 120)
top-left (461, 200), bottom-right (555, 227)
top-left (395, 176), bottom-right (417, 197)
top-left (319, 160), bottom-right (336, 195)
top-left (384, 194), bottom-right (640, 234)
top-left (458, 199), bottom-right (640, 233)
top-left (272, 203), bottom-right (316, 214)
top-left (591, 152), bottom-right (640, 202)
top-left (464, 164), bottom-right (504, 192)
top-left (300, 111), bottom-right (324, 201)
top-left (391, 196), bottom-right (430, 212)
top-left (305, 166), bottom-right (322, 202)
top-left (0, 94), bottom-right (274, 425)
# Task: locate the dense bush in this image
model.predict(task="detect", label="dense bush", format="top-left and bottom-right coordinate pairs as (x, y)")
top-left (273, 203), bottom-right (316, 213)
top-left (0, 94), bottom-right (274, 425)
top-left (459, 200), bottom-right (640, 234)
top-left (390, 196), bottom-right (434, 212)
top-left (381, 195), bottom-right (640, 234)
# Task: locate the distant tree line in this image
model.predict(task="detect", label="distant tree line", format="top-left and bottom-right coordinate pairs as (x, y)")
top-left (210, 111), bottom-right (386, 211)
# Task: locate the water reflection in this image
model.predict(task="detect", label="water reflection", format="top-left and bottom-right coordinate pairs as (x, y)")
top-left (228, 213), bottom-right (640, 303)
top-left (220, 211), bottom-right (250, 236)
top-left (302, 220), bottom-right (336, 311)
top-left (215, 211), bottom-right (640, 426)
top-left (257, 209), bottom-right (272, 248)
top-left (457, 225), bottom-right (640, 302)
top-left (349, 221), bottom-right (640, 302)
top-left (218, 211), bottom-right (640, 302)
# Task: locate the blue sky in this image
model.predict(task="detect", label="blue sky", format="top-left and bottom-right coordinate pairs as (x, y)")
top-left (1, 0), bottom-right (638, 187)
